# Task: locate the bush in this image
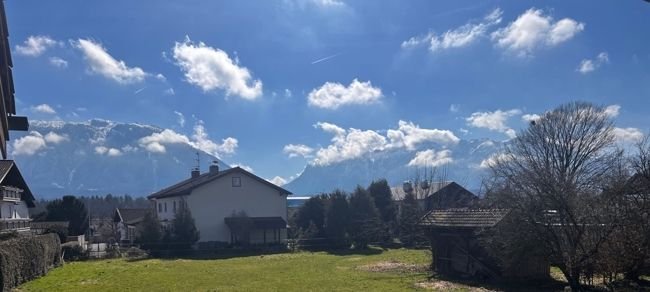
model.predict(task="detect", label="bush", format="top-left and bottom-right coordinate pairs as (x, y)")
top-left (62, 244), bottom-right (88, 261)
top-left (0, 233), bottom-right (61, 291)
top-left (44, 225), bottom-right (69, 243)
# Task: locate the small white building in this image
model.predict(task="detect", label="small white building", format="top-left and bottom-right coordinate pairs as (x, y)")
top-left (147, 164), bottom-right (291, 245)
top-left (0, 160), bottom-right (35, 233)
top-left (113, 208), bottom-right (151, 244)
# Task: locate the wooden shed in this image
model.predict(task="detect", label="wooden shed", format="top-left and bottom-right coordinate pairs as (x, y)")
top-left (419, 208), bottom-right (549, 280)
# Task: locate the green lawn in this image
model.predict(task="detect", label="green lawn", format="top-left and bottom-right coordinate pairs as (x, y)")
top-left (18, 248), bottom-right (436, 292)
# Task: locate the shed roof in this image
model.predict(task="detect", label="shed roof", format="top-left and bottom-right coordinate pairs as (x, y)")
top-left (114, 208), bottom-right (151, 225)
top-left (419, 209), bottom-right (510, 228)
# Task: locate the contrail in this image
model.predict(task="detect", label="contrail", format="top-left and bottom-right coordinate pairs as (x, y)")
top-left (134, 87), bottom-right (146, 95)
top-left (311, 53), bottom-right (341, 65)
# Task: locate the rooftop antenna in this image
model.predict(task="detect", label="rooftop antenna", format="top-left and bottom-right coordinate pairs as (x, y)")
top-left (194, 150), bottom-right (200, 171)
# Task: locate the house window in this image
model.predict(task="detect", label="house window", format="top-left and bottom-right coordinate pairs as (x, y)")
top-left (173, 201), bottom-right (176, 212)
top-left (232, 177), bottom-right (242, 187)
top-left (158, 203), bottom-right (162, 213)
top-left (164, 202), bottom-right (167, 212)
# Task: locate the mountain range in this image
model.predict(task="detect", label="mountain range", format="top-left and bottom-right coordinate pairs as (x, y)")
top-left (8, 120), bottom-right (502, 199)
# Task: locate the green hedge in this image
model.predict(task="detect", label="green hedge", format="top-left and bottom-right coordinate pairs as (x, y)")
top-left (0, 233), bottom-right (62, 291)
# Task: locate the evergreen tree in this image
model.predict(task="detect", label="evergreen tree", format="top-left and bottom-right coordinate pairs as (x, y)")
top-left (171, 204), bottom-right (200, 251)
top-left (294, 195), bottom-right (326, 237)
top-left (45, 195), bottom-right (89, 236)
top-left (137, 211), bottom-right (162, 251)
top-left (398, 192), bottom-right (424, 247)
top-left (367, 179), bottom-right (396, 241)
top-left (325, 190), bottom-right (350, 248)
top-left (348, 186), bottom-right (382, 249)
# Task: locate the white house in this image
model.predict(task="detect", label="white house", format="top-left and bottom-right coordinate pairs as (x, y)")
top-left (147, 164), bottom-right (291, 245)
top-left (113, 208), bottom-right (151, 244)
top-left (0, 160), bottom-right (35, 233)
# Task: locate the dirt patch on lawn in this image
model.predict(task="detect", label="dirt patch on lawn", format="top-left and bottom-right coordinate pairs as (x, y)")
top-left (414, 280), bottom-right (498, 291)
top-left (358, 261), bottom-right (428, 274)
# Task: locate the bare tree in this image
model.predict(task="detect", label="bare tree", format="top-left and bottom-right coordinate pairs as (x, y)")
top-left (483, 102), bottom-right (623, 291)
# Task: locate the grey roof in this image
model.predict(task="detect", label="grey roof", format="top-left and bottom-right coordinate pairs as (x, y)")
top-left (391, 181), bottom-right (454, 201)
top-left (114, 208), bottom-right (151, 224)
top-left (0, 160), bottom-right (35, 207)
top-left (147, 167), bottom-right (292, 200)
top-left (419, 209), bottom-right (510, 228)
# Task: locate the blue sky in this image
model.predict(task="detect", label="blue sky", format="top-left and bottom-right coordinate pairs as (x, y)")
top-left (6, 0), bottom-right (650, 185)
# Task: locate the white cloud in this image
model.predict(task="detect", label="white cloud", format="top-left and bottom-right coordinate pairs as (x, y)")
top-left (48, 57), bottom-right (68, 68)
top-left (401, 8), bottom-right (502, 52)
top-left (95, 146), bottom-right (123, 157)
top-left (466, 109), bottom-right (522, 138)
top-left (491, 8), bottom-right (584, 57)
top-left (31, 104), bottom-right (57, 114)
top-left (521, 113), bottom-right (541, 123)
top-left (307, 79), bottom-right (383, 109)
top-left (174, 111), bottom-right (186, 127)
top-left (449, 104), bottom-right (460, 113)
top-left (387, 120), bottom-right (459, 150)
top-left (14, 36), bottom-right (60, 57)
top-left (231, 163), bottom-right (254, 173)
top-left (604, 104), bottom-right (620, 118)
top-left (479, 152), bottom-right (513, 169)
top-left (138, 121), bottom-right (237, 157)
top-left (164, 88), bottom-right (176, 95)
top-left (407, 149), bottom-right (453, 167)
top-left (44, 132), bottom-right (68, 144)
top-left (74, 39), bottom-right (147, 84)
top-left (613, 127), bottom-right (643, 143)
top-left (11, 132), bottom-right (47, 155)
top-left (284, 89), bottom-right (292, 98)
top-left (578, 52), bottom-right (609, 74)
top-left (172, 37), bottom-right (262, 100)
top-left (299, 120), bottom-right (458, 166)
top-left (269, 176), bottom-right (288, 186)
top-left (283, 144), bottom-right (314, 158)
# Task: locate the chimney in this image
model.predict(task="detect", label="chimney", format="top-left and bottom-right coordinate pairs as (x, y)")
top-left (191, 168), bottom-right (200, 178)
top-left (209, 160), bottom-right (219, 174)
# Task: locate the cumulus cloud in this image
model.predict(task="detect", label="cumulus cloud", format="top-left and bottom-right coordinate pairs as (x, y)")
top-left (577, 52), bottom-right (609, 74)
top-left (95, 146), bottom-right (123, 157)
top-left (604, 104), bottom-right (620, 118)
top-left (74, 39), bottom-right (147, 84)
top-left (31, 104), bottom-right (57, 114)
top-left (491, 8), bottom-right (584, 57)
top-left (11, 132), bottom-right (47, 155)
top-left (521, 113), bottom-right (541, 123)
top-left (294, 121), bottom-right (458, 166)
top-left (479, 152), bottom-right (513, 169)
top-left (172, 37), bottom-right (262, 100)
top-left (231, 163), bottom-right (254, 173)
top-left (307, 79), bottom-right (383, 109)
top-left (387, 120), bottom-right (459, 150)
top-left (138, 121), bottom-right (238, 157)
top-left (466, 109), bottom-right (522, 138)
top-left (44, 132), bottom-right (68, 144)
top-left (402, 8), bottom-right (503, 52)
top-left (269, 176), bottom-right (288, 186)
top-left (48, 57), bottom-right (68, 68)
top-left (407, 149), bottom-right (453, 167)
top-left (283, 144), bottom-right (314, 158)
top-left (613, 127), bottom-right (643, 143)
top-left (14, 35), bottom-right (60, 57)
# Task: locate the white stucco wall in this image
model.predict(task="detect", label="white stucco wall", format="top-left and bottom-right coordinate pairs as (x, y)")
top-left (154, 196), bottom-right (187, 222)
top-left (152, 170), bottom-right (288, 243)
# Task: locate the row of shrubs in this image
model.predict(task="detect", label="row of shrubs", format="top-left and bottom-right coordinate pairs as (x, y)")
top-left (0, 233), bottom-right (61, 291)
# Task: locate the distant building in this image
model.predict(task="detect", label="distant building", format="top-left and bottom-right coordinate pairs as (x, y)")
top-left (113, 208), bottom-right (151, 244)
top-left (147, 164), bottom-right (291, 246)
top-left (419, 209), bottom-right (550, 280)
top-left (391, 181), bottom-right (478, 212)
top-left (0, 160), bottom-right (35, 233)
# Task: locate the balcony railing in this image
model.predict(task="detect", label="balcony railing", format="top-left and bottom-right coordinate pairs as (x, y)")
top-left (0, 219), bottom-right (31, 231)
top-left (0, 186), bottom-right (23, 202)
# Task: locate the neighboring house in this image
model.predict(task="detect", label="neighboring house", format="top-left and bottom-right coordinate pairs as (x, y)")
top-left (113, 208), bottom-right (151, 245)
top-left (0, 160), bottom-right (35, 233)
top-left (419, 208), bottom-right (549, 280)
top-left (147, 164), bottom-right (291, 246)
top-left (391, 181), bottom-right (478, 212)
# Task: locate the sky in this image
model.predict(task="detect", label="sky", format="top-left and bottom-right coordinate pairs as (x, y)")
top-left (5, 0), bottom-right (650, 185)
